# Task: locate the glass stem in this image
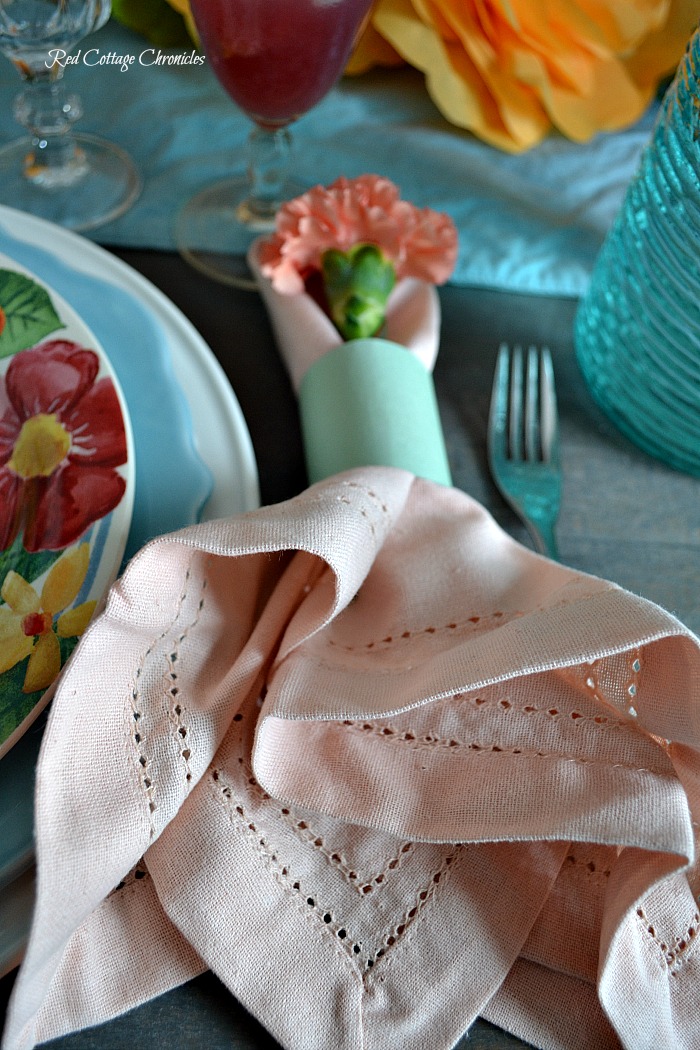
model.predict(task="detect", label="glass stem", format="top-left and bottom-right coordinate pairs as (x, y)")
top-left (12, 66), bottom-right (87, 187)
top-left (239, 124), bottom-right (292, 225)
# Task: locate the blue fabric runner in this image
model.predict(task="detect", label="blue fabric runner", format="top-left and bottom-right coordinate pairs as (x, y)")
top-left (0, 20), bottom-right (658, 296)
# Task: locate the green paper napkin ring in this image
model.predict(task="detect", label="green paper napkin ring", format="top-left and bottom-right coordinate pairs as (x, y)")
top-left (299, 338), bottom-right (452, 486)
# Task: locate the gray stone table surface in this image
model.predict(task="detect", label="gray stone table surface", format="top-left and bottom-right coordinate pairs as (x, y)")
top-left (1, 251), bottom-right (698, 1050)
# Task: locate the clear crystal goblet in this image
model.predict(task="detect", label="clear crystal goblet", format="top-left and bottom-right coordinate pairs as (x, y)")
top-left (0, 0), bottom-right (141, 231)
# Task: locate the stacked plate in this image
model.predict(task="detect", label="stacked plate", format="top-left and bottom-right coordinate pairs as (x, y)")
top-left (574, 28), bottom-right (700, 476)
top-left (0, 204), bottom-right (259, 976)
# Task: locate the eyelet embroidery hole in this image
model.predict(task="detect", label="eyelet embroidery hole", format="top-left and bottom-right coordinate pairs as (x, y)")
top-left (636, 906), bottom-right (699, 974)
top-left (625, 648), bottom-right (643, 717)
top-left (563, 853), bottom-right (612, 881)
top-left (128, 567), bottom-right (208, 832)
top-left (235, 752), bottom-right (414, 893)
top-left (339, 481), bottom-right (389, 517)
top-left (329, 609), bottom-right (517, 653)
top-left (581, 652), bottom-right (643, 721)
top-left (211, 769), bottom-right (367, 966)
top-left (451, 692), bottom-right (627, 731)
top-left (363, 849), bottom-right (461, 978)
top-left (341, 717), bottom-right (652, 772)
top-left (170, 651), bottom-right (194, 789)
top-left (210, 764), bottom-right (461, 977)
top-left (294, 851), bottom-right (460, 977)
top-left (109, 863), bottom-right (150, 897)
top-left (333, 481), bottom-right (391, 548)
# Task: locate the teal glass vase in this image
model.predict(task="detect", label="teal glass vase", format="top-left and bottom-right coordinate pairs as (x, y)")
top-left (574, 26), bottom-right (700, 476)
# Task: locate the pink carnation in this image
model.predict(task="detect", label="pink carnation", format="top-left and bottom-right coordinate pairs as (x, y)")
top-left (258, 174), bottom-right (458, 294)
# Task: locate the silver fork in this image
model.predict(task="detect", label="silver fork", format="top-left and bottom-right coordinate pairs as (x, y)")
top-left (487, 343), bottom-right (561, 560)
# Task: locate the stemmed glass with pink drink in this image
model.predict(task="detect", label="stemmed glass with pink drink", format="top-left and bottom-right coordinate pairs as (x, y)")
top-left (176, 0), bottom-right (375, 287)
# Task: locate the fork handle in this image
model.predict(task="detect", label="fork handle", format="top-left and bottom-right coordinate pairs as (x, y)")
top-left (530, 521), bottom-right (559, 561)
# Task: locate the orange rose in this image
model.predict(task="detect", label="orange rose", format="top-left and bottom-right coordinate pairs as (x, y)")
top-left (349, 0), bottom-right (700, 151)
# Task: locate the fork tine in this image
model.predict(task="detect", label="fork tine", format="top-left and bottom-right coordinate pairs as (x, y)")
top-left (489, 342), bottom-right (510, 455)
top-left (539, 347), bottom-right (559, 464)
top-left (487, 342), bottom-right (562, 561)
top-left (524, 345), bottom-right (539, 462)
top-left (508, 344), bottom-right (524, 461)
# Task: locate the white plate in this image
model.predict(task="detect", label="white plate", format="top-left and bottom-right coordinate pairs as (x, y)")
top-left (0, 205), bottom-right (260, 978)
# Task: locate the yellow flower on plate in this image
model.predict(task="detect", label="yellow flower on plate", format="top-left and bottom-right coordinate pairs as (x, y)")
top-left (0, 543), bottom-right (96, 694)
top-left (349, 0), bottom-right (700, 151)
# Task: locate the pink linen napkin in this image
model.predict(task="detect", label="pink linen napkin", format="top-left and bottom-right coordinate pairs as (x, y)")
top-left (4, 248), bottom-right (700, 1050)
top-left (3, 467), bottom-right (700, 1050)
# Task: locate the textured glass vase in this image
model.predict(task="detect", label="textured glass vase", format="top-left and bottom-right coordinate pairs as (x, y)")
top-left (574, 26), bottom-right (700, 476)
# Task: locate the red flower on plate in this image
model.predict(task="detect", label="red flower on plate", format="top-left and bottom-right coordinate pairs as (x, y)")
top-left (0, 340), bottom-right (128, 552)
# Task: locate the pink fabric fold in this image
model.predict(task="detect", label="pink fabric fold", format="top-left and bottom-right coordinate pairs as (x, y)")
top-left (3, 467), bottom-right (700, 1050)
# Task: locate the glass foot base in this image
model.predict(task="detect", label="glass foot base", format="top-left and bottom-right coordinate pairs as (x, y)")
top-left (176, 176), bottom-right (307, 290)
top-left (0, 133), bottom-right (141, 233)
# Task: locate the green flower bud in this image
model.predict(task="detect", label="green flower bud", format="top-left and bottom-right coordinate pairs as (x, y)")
top-left (321, 243), bottom-right (396, 341)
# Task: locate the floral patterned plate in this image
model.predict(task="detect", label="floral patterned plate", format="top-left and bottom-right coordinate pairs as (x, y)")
top-left (0, 253), bottom-right (134, 760)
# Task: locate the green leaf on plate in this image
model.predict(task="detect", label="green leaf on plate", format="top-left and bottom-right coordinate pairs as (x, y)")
top-left (0, 535), bottom-right (64, 589)
top-left (0, 660), bottom-right (43, 746)
top-left (0, 269), bottom-right (64, 359)
top-left (0, 636), bottom-right (79, 746)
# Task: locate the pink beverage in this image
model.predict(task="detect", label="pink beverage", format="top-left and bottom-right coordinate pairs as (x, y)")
top-left (190, 0), bottom-right (374, 128)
